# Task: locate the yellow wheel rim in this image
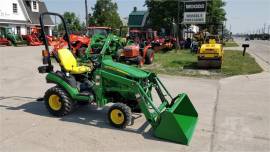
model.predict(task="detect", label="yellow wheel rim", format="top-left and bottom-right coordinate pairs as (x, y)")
top-left (48, 94), bottom-right (62, 111)
top-left (110, 109), bottom-right (125, 125)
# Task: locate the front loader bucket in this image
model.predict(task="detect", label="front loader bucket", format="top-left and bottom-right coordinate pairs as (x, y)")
top-left (154, 93), bottom-right (198, 145)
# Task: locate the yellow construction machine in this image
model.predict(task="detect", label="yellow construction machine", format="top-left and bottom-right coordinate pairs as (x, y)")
top-left (197, 35), bottom-right (224, 68)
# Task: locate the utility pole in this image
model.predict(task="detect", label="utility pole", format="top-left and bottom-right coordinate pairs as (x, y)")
top-left (263, 23), bottom-right (266, 34)
top-left (176, 0), bottom-right (181, 50)
top-left (85, 0), bottom-right (88, 27)
top-left (54, 16), bottom-right (57, 29)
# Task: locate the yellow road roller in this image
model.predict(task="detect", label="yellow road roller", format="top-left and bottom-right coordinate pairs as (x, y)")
top-left (197, 35), bottom-right (224, 69)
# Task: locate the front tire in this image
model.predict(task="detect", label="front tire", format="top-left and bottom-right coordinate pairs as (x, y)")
top-left (107, 103), bottom-right (131, 128)
top-left (145, 49), bottom-right (154, 64)
top-left (136, 56), bottom-right (144, 67)
top-left (44, 86), bottom-right (74, 117)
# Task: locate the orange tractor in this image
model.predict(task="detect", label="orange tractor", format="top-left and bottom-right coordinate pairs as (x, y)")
top-left (46, 29), bottom-right (90, 55)
top-left (117, 29), bottom-right (155, 66)
top-left (46, 35), bottom-right (62, 46)
top-left (50, 34), bottom-right (90, 57)
top-left (50, 26), bottom-right (111, 56)
top-left (69, 34), bottom-right (90, 56)
top-left (118, 29), bottom-right (176, 66)
top-left (0, 36), bottom-right (11, 46)
top-left (127, 29), bottom-right (175, 52)
top-left (22, 28), bottom-right (43, 46)
top-left (0, 28), bottom-right (11, 46)
top-left (148, 31), bottom-right (176, 51)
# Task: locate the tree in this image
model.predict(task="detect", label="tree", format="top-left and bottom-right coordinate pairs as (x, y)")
top-left (145, 0), bottom-right (184, 31)
top-left (89, 0), bottom-right (122, 28)
top-left (207, 0), bottom-right (226, 24)
top-left (206, 0), bottom-right (227, 34)
top-left (58, 12), bottom-right (82, 33)
top-left (88, 13), bottom-right (96, 26)
top-left (145, 0), bottom-right (184, 49)
top-left (81, 22), bottom-right (86, 29)
top-left (145, 0), bottom-right (226, 33)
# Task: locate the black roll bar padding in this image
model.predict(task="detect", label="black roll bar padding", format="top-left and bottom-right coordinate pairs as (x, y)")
top-left (39, 12), bottom-right (72, 66)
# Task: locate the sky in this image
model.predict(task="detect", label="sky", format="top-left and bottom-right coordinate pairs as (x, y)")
top-left (224, 0), bottom-right (270, 34)
top-left (44, 0), bottom-right (270, 34)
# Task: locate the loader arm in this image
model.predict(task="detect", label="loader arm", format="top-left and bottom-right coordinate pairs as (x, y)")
top-left (94, 68), bottom-right (198, 144)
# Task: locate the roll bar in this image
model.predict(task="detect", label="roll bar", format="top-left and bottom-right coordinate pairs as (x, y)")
top-left (39, 12), bottom-right (72, 66)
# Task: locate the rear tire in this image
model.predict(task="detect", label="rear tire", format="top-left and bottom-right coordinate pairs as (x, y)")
top-left (107, 103), bottom-right (131, 128)
top-left (44, 86), bottom-right (74, 117)
top-left (145, 49), bottom-right (154, 64)
top-left (197, 58), bottom-right (208, 69)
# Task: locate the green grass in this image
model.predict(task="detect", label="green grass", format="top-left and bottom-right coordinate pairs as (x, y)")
top-left (222, 50), bottom-right (263, 76)
top-left (225, 40), bottom-right (239, 47)
top-left (143, 49), bottom-right (263, 78)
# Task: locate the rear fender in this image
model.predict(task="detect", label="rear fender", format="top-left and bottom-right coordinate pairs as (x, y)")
top-left (74, 41), bottom-right (82, 50)
top-left (46, 72), bottom-right (79, 99)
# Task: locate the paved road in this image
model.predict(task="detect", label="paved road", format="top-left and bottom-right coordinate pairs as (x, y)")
top-left (0, 46), bottom-right (269, 152)
top-left (233, 38), bottom-right (270, 71)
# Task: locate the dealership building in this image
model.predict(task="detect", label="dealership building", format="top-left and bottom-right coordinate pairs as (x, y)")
top-left (0, 0), bottom-right (54, 35)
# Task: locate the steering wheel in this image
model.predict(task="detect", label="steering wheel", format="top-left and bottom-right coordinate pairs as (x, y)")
top-left (89, 54), bottom-right (101, 68)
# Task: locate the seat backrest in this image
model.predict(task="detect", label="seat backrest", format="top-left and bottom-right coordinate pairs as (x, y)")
top-left (57, 49), bottom-right (77, 72)
top-left (209, 39), bottom-right (216, 44)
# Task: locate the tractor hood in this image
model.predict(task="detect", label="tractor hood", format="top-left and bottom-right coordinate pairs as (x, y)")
top-left (102, 59), bottom-right (150, 78)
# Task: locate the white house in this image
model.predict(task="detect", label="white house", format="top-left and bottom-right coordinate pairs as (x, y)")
top-left (0, 0), bottom-right (54, 35)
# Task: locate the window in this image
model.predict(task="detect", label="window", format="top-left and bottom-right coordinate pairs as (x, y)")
top-left (33, 1), bottom-right (37, 10)
top-left (13, 3), bottom-right (18, 13)
top-left (16, 26), bottom-right (21, 35)
top-left (27, 27), bottom-right (31, 35)
top-left (31, 1), bottom-right (39, 12)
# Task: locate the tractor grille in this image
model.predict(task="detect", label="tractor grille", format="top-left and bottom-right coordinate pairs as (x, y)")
top-left (205, 49), bottom-right (216, 53)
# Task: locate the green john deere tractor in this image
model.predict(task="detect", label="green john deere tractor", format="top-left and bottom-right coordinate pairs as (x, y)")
top-left (77, 31), bottom-right (126, 63)
top-left (0, 27), bottom-right (27, 46)
top-left (38, 12), bottom-right (198, 145)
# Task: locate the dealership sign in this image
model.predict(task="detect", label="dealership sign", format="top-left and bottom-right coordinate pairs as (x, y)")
top-left (183, 1), bottom-right (207, 24)
top-left (183, 12), bottom-right (206, 23)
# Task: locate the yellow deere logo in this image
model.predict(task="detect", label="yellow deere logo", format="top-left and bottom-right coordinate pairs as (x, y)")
top-left (105, 66), bottom-right (129, 75)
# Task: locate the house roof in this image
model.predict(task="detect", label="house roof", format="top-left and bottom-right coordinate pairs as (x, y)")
top-left (22, 0), bottom-right (54, 26)
top-left (128, 10), bottom-right (148, 28)
top-left (0, 19), bottom-right (28, 24)
top-left (129, 11), bottom-right (147, 16)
